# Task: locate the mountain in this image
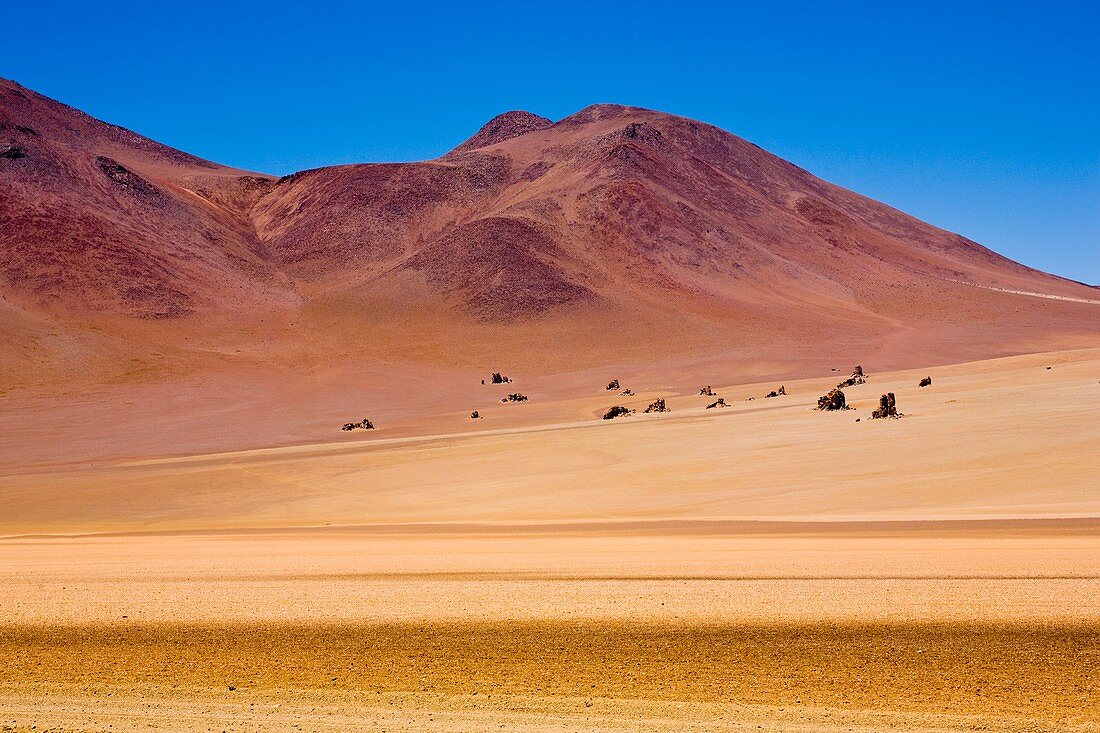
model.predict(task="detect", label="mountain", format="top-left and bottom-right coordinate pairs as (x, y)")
top-left (2, 77), bottom-right (1097, 405)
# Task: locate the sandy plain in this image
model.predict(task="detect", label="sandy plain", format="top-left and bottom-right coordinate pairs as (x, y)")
top-left (1, 348), bottom-right (1098, 731)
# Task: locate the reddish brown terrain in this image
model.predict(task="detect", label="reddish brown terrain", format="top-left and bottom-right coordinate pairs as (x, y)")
top-left (1, 74), bottom-right (1098, 459)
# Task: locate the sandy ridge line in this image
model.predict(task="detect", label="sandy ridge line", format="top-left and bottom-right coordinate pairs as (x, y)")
top-left (4, 516), bottom-right (1100, 541)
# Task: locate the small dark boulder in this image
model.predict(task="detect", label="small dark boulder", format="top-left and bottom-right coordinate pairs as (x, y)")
top-left (705, 398), bottom-right (728, 409)
top-left (699, 385), bottom-right (715, 396)
top-left (619, 388), bottom-right (634, 396)
top-left (603, 405), bottom-right (634, 420)
top-left (765, 386), bottom-right (787, 398)
top-left (871, 393), bottom-right (900, 419)
top-left (606, 379), bottom-right (620, 391)
top-left (918, 376), bottom-right (932, 388)
top-left (644, 398), bottom-right (669, 413)
top-left (502, 393), bottom-right (528, 403)
top-left (341, 418), bottom-right (376, 431)
top-left (470, 410), bottom-right (481, 419)
top-left (816, 388), bottom-right (848, 411)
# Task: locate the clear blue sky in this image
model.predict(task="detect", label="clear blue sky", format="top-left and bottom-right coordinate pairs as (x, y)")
top-left (3, 1), bottom-right (1097, 284)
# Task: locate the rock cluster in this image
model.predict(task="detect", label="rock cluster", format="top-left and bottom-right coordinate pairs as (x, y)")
top-left (501, 393), bottom-right (528, 403)
top-left (341, 418), bottom-right (376, 431)
top-left (619, 388), bottom-right (635, 396)
top-left (606, 379), bottom-right (620, 391)
top-left (871, 392), bottom-right (899, 419)
top-left (816, 388), bottom-right (848, 411)
top-left (706, 398), bottom-right (728, 409)
top-left (765, 385), bottom-right (787, 398)
top-left (699, 385), bottom-right (715, 396)
top-left (470, 410), bottom-right (481, 419)
top-left (491, 372), bottom-right (512, 384)
top-left (644, 398), bottom-right (669, 413)
top-left (603, 405), bottom-right (634, 420)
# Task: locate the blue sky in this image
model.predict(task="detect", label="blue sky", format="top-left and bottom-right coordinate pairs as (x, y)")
top-left (3, 1), bottom-right (1097, 283)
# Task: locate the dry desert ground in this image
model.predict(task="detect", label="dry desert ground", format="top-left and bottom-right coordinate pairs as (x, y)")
top-left (1, 348), bottom-right (1098, 731)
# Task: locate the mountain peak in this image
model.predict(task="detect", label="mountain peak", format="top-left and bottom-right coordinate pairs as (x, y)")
top-left (447, 110), bottom-right (553, 155)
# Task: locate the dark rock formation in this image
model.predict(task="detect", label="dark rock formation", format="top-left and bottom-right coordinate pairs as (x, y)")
top-left (0, 145), bottom-right (27, 159)
top-left (918, 376), bottom-right (932, 387)
top-left (871, 393), bottom-right (899, 419)
top-left (341, 418), bottom-right (376, 431)
top-left (765, 386), bottom-right (787, 398)
top-left (470, 410), bottom-right (481, 419)
top-left (491, 372), bottom-right (512, 384)
top-left (706, 398), bottom-right (728, 409)
top-left (644, 398), bottom-right (669, 413)
top-left (816, 388), bottom-right (848, 411)
top-left (699, 385), bottom-right (715, 396)
top-left (606, 379), bottom-right (620, 391)
top-left (836, 366), bottom-right (867, 389)
top-left (501, 393), bottom-right (528, 403)
top-left (603, 405), bottom-right (634, 420)
top-left (619, 388), bottom-right (635, 396)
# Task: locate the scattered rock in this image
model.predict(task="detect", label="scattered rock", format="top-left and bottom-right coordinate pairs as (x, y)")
top-left (699, 385), bottom-right (715, 396)
top-left (705, 398), bottom-right (728, 409)
top-left (470, 410), bottom-right (481, 419)
top-left (835, 365), bottom-right (867, 389)
top-left (746, 396), bottom-right (755, 401)
top-left (816, 388), bottom-right (848, 411)
top-left (603, 405), bottom-right (634, 420)
top-left (765, 386), bottom-right (787, 398)
top-left (918, 376), bottom-right (932, 387)
top-left (341, 418), bottom-right (376, 431)
top-left (501, 393), bottom-right (528, 403)
top-left (871, 392), bottom-right (900, 419)
top-left (1046, 366), bottom-right (1052, 370)
top-left (606, 379), bottom-right (620, 391)
top-left (644, 398), bottom-right (669, 413)
top-left (490, 372), bottom-right (512, 384)
top-left (619, 388), bottom-right (635, 396)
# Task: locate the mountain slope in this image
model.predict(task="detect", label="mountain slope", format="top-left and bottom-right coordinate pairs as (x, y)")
top-left (1, 78), bottom-right (1097, 400)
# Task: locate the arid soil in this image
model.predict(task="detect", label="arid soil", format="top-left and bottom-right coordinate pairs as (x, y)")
top-left (1, 350), bottom-right (1098, 731)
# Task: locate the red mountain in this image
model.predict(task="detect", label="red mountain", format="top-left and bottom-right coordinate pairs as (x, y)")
top-left (2, 77), bottom-right (1097, 402)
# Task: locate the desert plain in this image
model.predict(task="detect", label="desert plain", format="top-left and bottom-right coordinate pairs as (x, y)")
top-left (2, 347), bottom-right (1098, 732)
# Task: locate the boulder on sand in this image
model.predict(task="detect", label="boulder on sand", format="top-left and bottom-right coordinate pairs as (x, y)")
top-left (705, 398), bottom-right (728, 409)
top-left (341, 418), bottom-right (376, 431)
top-left (765, 386), bottom-right (787, 398)
top-left (816, 388), bottom-right (848, 411)
top-left (603, 405), bottom-right (634, 420)
top-left (501, 393), bottom-right (528, 403)
top-left (871, 392), bottom-right (900, 419)
top-left (470, 410), bottom-right (481, 419)
top-left (606, 379), bottom-right (620, 391)
top-left (491, 372), bottom-right (512, 384)
top-left (644, 398), bottom-right (669, 413)
top-left (918, 376), bottom-right (932, 387)
top-left (699, 385), bottom-right (714, 396)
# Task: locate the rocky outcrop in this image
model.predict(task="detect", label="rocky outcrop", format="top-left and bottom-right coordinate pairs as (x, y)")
top-left (501, 393), bottom-right (528, 403)
top-left (341, 418), bottom-right (376, 431)
top-left (619, 388), bottom-right (635, 396)
top-left (699, 386), bottom-right (715, 396)
top-left (606, 379), bottom-right (620, 391)
top-left (706, 398), bottom-right (728, 409)
top-left (871, 393), bottom-right (899, 419)
top-left (816, 388), bottom-right (848, 411)
top-left (836, 366), bottom-right (867, 389)
top-left (644, 398), bottom-right (669, 413)
top-left (765, 385), bottom-right (787, 398)
top-left (470, 410), bottom-right (481, 419)
top-left (918, 376), bottom-right (932, 387)
top-left (603, 405), bottom-right (634, 420)
top-left (491, 373), bottom-right (512, 384)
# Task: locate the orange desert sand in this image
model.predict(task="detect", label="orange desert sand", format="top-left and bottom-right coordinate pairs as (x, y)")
top-left (2, 348), bottom-right (1098, 732)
